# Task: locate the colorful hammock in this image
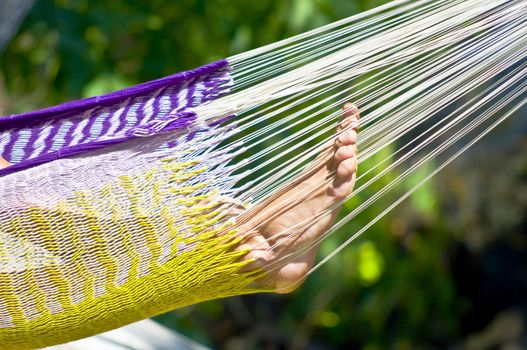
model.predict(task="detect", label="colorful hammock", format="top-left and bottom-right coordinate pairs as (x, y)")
top-left (1, 0), bottom-right (526, 348)
top-left (0, 60), bottom-right (265, 348)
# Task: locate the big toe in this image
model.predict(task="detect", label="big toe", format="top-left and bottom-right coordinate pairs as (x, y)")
top-left (337, 103), bottom-right (359, 146)
top-left (328, 103), bottom-right (359, 199)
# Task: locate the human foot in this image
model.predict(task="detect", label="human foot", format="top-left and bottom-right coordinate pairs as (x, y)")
top-left (234, 103), bottom-right (360, 292)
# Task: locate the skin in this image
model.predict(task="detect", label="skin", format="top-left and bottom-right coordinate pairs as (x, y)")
top-left (0, 156), bottom-right (9, 169)
top-left (0, 103), bottom-right (359, 293)
top-left (232, 103), bottom-right (360, 292)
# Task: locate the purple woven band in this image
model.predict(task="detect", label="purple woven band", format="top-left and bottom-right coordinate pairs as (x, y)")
top-left (0, 59), bottom-right (231, 177)
top-left (0, 60), bottom-right (228, 131)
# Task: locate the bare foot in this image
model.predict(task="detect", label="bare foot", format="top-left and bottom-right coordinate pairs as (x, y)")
top-left (234, 103), bottom-right (360, 293)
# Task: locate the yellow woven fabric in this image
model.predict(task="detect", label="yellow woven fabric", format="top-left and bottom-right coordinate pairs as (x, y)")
top-left (0, 158), bottom-right (263, 349)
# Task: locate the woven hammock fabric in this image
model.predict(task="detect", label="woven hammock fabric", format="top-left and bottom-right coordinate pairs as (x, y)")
top-left (1, 0), bottom-right (525, 348)
top-left (0, 60), bottom-right (262, 349)
top-left (0, 61), bottom-right (230, 170)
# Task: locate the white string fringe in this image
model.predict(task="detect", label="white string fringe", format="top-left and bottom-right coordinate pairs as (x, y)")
top-left (192, 0), bottom-right (526, 288)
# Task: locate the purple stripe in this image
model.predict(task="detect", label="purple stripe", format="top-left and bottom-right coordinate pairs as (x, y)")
top-left (0, 60), bottom-right (230, 132)
top-left (39, 122), bottom-right (63, 156)
top-left (209, 114), bottom-right (236, 127)
top-left (100, 108), bottom-right (113, 138)
top-left (143, 87), bottom-right (166, 125)
top-left (164, 84), bottom-right (181, 113)
top-left (153, 112), bottom-right (197, 134)
top-left (0, 59), bottom-right (232, 177)
top-left (156, 87), bottom-right (172, 116)
top-left (76, 107), bottom-right (100, 144)
top-left (107, 98), bottom-right (133, 138)
top-left (3, 130), bottom-right (19, 162)
top-left (89, 108), bottom-right (111, 140)
top-left (202, 77), bottom-right (232, 104)
top-left (112, 98), bottom-right (135, 137)
top-left (133, 95), bottom-right (147, 128)
top-left (184, 79), bottom-right (199, 109)
top-left (174, 77), bottom-right (195, 112)
top-left (165, 140), bottom-right (178, 149)
top-left (22, 128), bottom-right (41, 160)
top-left (161, 86), bottom-right (175, 115)
top-left (63, 117), bottom-right (82, 148)
top-left (101, 99), bottom-right (133, 138)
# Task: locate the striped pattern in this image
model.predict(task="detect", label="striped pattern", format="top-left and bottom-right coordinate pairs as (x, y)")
top-left (0, 157), bottom-right (261, 349)
top-left (0, 63), bottom-right (232, 165)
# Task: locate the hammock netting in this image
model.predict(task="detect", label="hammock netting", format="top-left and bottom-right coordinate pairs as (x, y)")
top-left (0, 60), bottom-right (264, 348)
top-left (0, 0), bottom-right (525, 347)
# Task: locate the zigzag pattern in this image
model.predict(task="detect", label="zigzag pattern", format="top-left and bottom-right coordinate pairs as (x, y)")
top-left (0, 62), bottom-right (231, 164)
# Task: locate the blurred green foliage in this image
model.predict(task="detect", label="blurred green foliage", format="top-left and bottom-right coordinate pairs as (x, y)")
top-left (1, 1), bottom-right (526, 349)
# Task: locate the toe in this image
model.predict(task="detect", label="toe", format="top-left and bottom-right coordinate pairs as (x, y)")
top-left (337, 129), bottom-right (357, 146)
top-left (273, 247), bottom-right (317, 293)
top-left (338, 103), bottom-right (360, 134)
top-left (237, 232), bottom-right (274, 272)
top-left (337, 157), bottom-right (357, 178)
top-left (329, 171), bottom-right (356, 199)
top-left (343, 103), bottom-right (360, 121)
top-left (334, 145), bottom-right (356, 163)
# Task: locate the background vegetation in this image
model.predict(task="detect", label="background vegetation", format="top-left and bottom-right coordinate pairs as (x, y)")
top-left (1, 1), bottom-right (526, 349)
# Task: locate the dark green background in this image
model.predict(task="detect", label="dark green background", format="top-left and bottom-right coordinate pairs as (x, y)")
top-left (1, 1), bottom-right (526, 349)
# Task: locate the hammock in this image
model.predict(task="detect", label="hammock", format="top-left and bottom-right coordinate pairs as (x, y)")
top-left (1, 0), bottom-right (525, 348)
